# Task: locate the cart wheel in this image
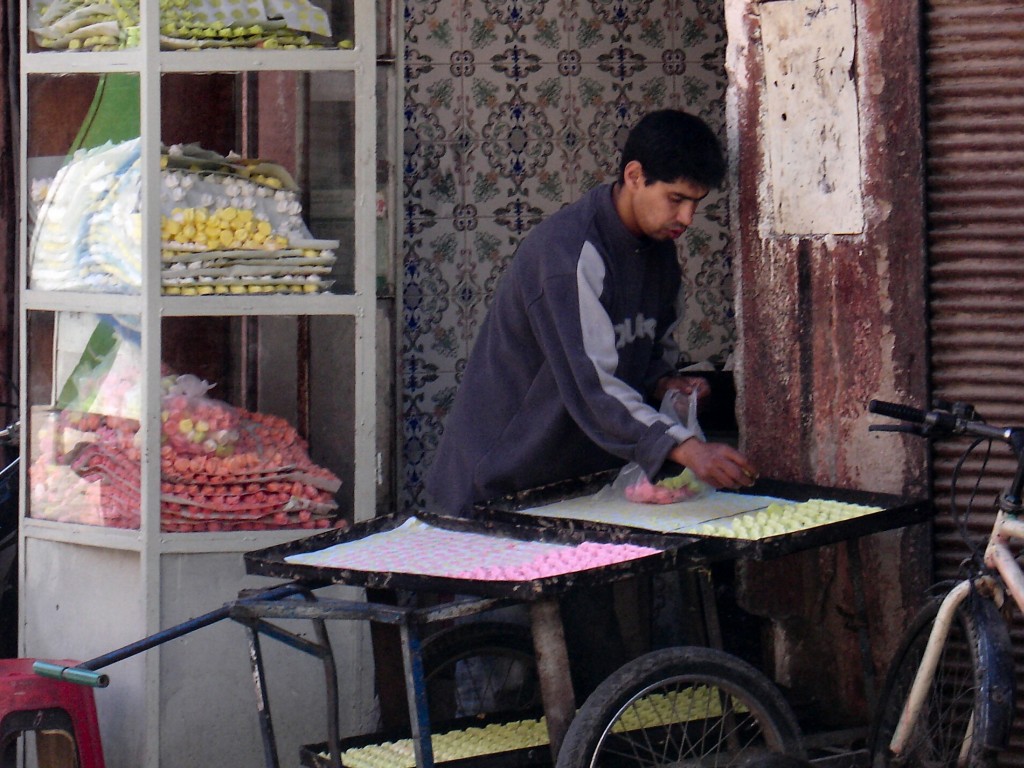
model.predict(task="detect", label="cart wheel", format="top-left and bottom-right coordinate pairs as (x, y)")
top-left (421, 621), bottom-right (541, 724)
top-left (556, 646), bottom-right (805, 768)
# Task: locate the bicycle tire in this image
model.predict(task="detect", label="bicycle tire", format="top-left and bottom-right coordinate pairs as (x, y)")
top-left (869, 588), bottom-right (1015, 768)
top-left (556, 646), bottom-right (806, 768)
top-left (420, 620), bottom-right (541, 724)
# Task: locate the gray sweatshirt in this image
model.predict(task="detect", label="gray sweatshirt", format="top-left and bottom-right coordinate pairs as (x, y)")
top-left (424, 183), bottom-right (695, 516)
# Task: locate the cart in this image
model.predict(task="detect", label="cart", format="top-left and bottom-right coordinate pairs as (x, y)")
top-left (32, 475), bottom-right (929, 768)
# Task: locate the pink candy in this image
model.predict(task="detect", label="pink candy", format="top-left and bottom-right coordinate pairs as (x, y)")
top-left (453, 541), bottom-right (660, 581)
top-left (624, 477), bottom-right (700, 504)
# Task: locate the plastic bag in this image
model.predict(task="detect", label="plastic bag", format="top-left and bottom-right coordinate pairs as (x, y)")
top-left (613, 389), bottom-right (710, 504)
top-left (160, 373), bottom-right (241, 457)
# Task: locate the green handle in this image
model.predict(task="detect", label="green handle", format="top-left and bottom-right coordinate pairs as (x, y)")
top-left (32, 661), bottom-right (110, 688)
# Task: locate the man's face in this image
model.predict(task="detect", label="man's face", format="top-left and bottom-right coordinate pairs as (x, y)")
top-left (635, 177), bottom-right (710, 241)
top-left (620, 160), bottom-right (710, 241)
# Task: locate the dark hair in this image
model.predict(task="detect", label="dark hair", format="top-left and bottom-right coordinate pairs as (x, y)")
top-left (619, 109), bottom-right (726, 189)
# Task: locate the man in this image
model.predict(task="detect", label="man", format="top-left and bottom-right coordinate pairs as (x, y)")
top-left (423, 109), bottom-right (759, 701)
top-left (425, 109), bottom-right (757, 518)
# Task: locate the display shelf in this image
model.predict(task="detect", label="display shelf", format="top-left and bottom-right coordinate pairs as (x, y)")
top-left (21, 516), bottom-right (317, 554)
top-left (22, 50), bottom-right (142, 73)
top-left (16, 0), bottom-right (387, 765)
top-left (23, 290), bottom-right (368, 317)
top-left (21, 290), bottom-right (145, 315)
top-left (158, 293), bottom-right (369, 316)
top-left (20, 517), bottom-right (144, 551)
top-left (24, 49), bottom-right (368, 75)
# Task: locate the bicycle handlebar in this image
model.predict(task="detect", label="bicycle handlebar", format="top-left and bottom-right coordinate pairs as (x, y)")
top-left (869, 399), bottom-right (928, 424)
top-left (869, 399), bottom-right (1018, 446)
top-left (869, 397), bottom-right (1024, 513)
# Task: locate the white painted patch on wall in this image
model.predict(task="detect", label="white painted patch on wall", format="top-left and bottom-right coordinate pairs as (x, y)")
top-left (760, 0), bottom-right (864, 235)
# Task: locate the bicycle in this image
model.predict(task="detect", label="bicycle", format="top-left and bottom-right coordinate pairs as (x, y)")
top-left (867, 398), bottom-right (1021, 768)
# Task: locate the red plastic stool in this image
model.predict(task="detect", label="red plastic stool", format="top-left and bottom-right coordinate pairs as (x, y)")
top-left (0, 658), bottom-right (105, 768)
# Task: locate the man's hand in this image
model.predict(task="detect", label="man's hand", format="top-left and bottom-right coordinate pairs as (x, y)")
top-left (669, 437), bottom-right (757, 490)
top-left (654, 374), bottom-right (711, 407)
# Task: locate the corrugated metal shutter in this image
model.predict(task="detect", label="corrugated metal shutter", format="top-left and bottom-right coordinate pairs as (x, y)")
top-left (925, 0), bottom-right (1024, 762)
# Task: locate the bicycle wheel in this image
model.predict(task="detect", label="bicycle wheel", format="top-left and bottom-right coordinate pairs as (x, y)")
top-left (556, 646), bottom-right (806, 768)
top-left (870, 589), bottom-right (1015, 768)
top-left (421, 620), bottom-right (541, 724)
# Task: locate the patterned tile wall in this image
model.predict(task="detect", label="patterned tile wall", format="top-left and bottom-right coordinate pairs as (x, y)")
top-left (400, 0), bottom-right (732, 512)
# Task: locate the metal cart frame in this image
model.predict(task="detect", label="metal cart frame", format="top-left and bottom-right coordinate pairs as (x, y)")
top-left (34, 479), bottom-right (930, 768)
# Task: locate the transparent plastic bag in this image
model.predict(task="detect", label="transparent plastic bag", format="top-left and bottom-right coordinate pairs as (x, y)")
top-left (160, 373), bottom-right (241, 457)
top-left (612, 389), bottom-right (710, 505)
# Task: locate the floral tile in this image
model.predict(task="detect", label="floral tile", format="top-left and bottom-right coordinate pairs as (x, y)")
top-left (403, 62), bottom-right (467, 153)
top-left (466, 214), bottom-right (527, 296)
top-left (674, 63), bottom-right (728, 133)
top-left (677, 213), bottom-right (735, 361)
top-left (400, 382), bottom-right (451, 509)
top-left (586, 14), bottom-right (673, 69)
top-left (455, 86), bottom-right (573, 202)
top-left (404, 0), bottom-right (464, 52)
top-left (401, 233), bottom-right (453, 352)
top-left (462, 0), bottom-right (568, 66)
top-left (403, 112), bottom-right (455, 199)
top-left (570, 95), bottom-right (668, 190)
top-left (460, 61), bottom-right (569, 155)
top-left (406, 141), bottom-right (479, 225)
top-left (697, 184), bottom-right (730, 231)
top-left (671, 0), bottom-right (726, 50)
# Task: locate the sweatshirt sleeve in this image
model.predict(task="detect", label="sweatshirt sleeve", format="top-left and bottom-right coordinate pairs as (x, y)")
top-left (525, 241), bottom-right (696, 478)
top-left (643, 303), bottom-right (683, 398)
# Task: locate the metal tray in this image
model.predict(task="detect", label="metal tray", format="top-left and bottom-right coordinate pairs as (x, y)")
top-left (244, 510), bottom-right (701, 599)
top-left (472, 471), bottom-right (933, 563)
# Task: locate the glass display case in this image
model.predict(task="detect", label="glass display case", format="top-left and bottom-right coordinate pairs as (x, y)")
top-left (17, 0), bottom-right (392, 765)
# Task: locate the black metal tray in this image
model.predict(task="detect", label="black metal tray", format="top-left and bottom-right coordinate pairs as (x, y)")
top-left (472, 471), bottom-right (933, 564)
top-left (244, 510), bottom-right (701, 600)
